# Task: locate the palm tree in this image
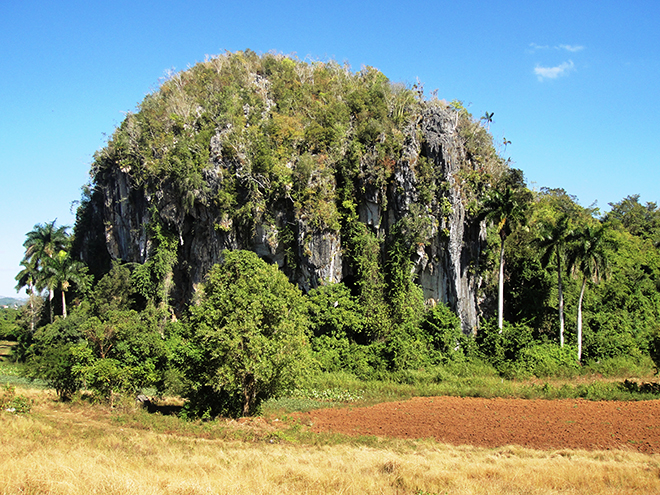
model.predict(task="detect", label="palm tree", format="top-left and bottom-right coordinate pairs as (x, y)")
top-left (481, 111), bottom-right (494, 131)
top-left (23, 220), bottom-right (69, 264)
top-left (567, 224), bottom-right (611, 362)
top-left (43, 250), bottom-right (91, 319)
top-left (19, 221), bottom-right (69, 322)
top-left (484, 186), bottom-right (529, 330)
top-left (537, 214), bottom-right (573, 347)
top-left (15, 258), bottom-right (40, 332)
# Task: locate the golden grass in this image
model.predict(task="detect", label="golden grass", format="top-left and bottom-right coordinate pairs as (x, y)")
top-left (1, 388), bottom-right (660, 494)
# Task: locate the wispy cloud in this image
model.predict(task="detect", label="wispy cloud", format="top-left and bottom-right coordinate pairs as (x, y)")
top-left (534, 60), bottom-right (575, 81)
top-left (528, 43), bottom-right (585, 53)
top-left (558, 44), bottom-right (585, 52)
top-left (528, 42), bottom-right (550, 52)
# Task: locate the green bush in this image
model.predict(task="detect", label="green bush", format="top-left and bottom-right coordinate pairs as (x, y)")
top-left (311, 334), bottom-right (383, 375)
top-left (420, 303), bottom-right (463, 362)
top-left (181, 250), bottom-right (314, 418)
top-left (584, 312), bottom-right (646, 361)
top-left (24, 304), bottom-right (170, 401)
top-left (308, 283), bottom-right (366, 342)
top-left (25, 343), bottom-right (83, 400)
top-left (23, 310), bottom-right (90, 399)
top-left (383, 322), bottom-right (433, 371)
top-left (80, 356), bottom-right (128, 401)
top-left (515, 343), bottom-right (580, 378)
top-left (475, 318), bottom-right (534, 373)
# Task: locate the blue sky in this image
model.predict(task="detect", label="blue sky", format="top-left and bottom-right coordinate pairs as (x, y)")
top-left (1, 0), bottom-right (659, 297)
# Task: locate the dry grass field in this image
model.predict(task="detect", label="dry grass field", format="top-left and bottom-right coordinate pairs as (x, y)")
top-left (2, 387), bottom-right (660, 494)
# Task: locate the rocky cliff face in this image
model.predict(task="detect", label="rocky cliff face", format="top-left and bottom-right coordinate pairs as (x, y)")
top-left (75, 52), bottom-right (504, 333)
top-left (415, 107), bottom-right (487, 332)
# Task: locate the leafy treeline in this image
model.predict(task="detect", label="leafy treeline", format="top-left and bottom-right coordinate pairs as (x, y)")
top-left (9, 51), bottom-right (660, 416)
top-left (501, 191), bottom-right (660, 366)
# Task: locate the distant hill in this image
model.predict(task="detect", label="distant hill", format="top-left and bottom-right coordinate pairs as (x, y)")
top-left (0, 297), bottom-right (25, 308)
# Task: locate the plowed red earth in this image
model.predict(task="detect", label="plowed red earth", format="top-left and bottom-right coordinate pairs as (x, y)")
top-left (298, 397), bottom-right (660, 453)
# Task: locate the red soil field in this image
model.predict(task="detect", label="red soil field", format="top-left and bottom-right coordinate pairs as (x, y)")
top-left (298, 396), bottom-right (660, 453)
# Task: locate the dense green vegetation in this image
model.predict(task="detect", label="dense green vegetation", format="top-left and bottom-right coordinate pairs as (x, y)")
top-left (177, 250), bottom-right (313, 417)
top-left (7, 51), bottom-right (660, 416)
top-left (0, 307), bottom-right (21, 339)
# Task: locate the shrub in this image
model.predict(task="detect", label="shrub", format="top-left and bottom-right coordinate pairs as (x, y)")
top-left (515, 343), bottom-right (580, 378)
top-left (25, 343), bottom-right (83, 400)
top-left (79, 307), bottom-right (170, 394)
top-left (584, 313), bottom-right (645, 362)
top-left (24, 304), bottom-right (170, 401)
top-left (420, 303), bottom-right (463, 362)
top-left (181, 250), bottom-right (313, 417)
top-left (475, 318), bottom-right (534, 373)
top-left (23, 310), bottom-right (89, 399)
top-left (383, 322), bottom-right (433, 371)
top-left (307, 283), bottom-right (366, 342)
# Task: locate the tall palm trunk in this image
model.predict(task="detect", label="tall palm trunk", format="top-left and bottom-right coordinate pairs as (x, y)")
top-left (48, 288), bottom-right (54, 323)
top-left (557, 248), bottom-right (565, 347)
top-left (577, 277), bottom-right (587, 362)
top-left (27, 284), bottom-right (36, 333)
top-left (498, 239), bottom-right (505, 332)
top-left (61, 290), bottom-right (67, 319)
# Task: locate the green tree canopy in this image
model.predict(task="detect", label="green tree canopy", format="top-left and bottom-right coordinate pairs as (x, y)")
top-left (605, 194), bottom-right (660, 246)
top-left (183, 250), bottom-right (313, 417)
top-left (16, 221), bottom-right (70, 322)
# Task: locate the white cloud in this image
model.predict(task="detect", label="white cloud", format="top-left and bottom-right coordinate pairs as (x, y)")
top-left (528, 43), bottom-right (585, 52)
top-left (559, 44), bottom-right (585, 52)
top-left (528, 42), bottom-right (550, 52)
top-left (534, 60), bottom-right (575, 81)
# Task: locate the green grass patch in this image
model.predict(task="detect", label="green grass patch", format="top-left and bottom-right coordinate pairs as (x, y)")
top-left (0, 361), bottom-right (47, 388)
top-left (287, 361), bottom-right (660, 407)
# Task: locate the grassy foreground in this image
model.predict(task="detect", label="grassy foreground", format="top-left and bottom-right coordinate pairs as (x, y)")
top-left (2, 387), bottom-right (660, 495)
